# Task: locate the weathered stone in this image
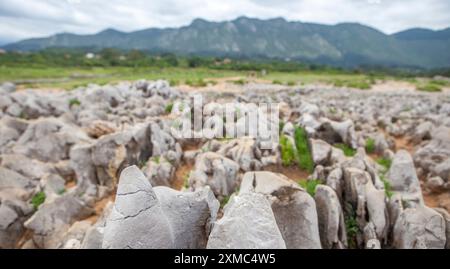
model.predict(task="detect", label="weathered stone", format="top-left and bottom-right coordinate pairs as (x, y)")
top-left (207, 192), bottom-right (286, 249)
top-left (309, 139), bottom-right (332, 165)
top-left (13, 118), bottom-right (90, 162)
top-left (0, 204), bottom-right (23, 249)
top-left (189, 152), bottom-right (240, 198)
top-left (386, 150), bottom-right (423, 206)
top-left (393, 206), bottom-right (446, 249)
top-left (102, 166), bottom-right (175, 249)
top-left (24, 194), bottom-right (94, 249)
top-left (154, 186), bottom-right (219, 248)
top-left (240, 171), bottom-right (321, 249)
top-left (315, 185), bottom-right (347, 249)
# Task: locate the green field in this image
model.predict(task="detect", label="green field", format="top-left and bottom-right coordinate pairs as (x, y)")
top-left (0, 66), bottom-right (243, 89)
top-left (0, 66), bottom-right (448, 91)
top-left (0, 66), bottom-right (384, 90)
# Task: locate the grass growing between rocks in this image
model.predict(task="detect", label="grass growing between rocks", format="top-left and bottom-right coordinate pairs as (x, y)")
top-left (280, 135), bottom-right (296, 166)
top-left (294, 126), bottom-right (314, 173)
top-left (365, 138), bottom-right (375, 154)
top-left (68, 98), bottom-right (81, 107)
top-left (376, 157), bottom-right (392, 173)
top-left (343, 203), bottom-right (359, 249)
top-left (334, 143), bottom-right (356, 157)
top-left (31, 191), bottom-right (46, 210)
top-left (380, 175), bottom-right (394, 199)
top-left (298, 179), bottom-right (321, 197)
top-left (165, 102), bottom-right (174, 114)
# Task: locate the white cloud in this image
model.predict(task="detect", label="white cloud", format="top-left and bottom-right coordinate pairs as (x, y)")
top-left (0, 0), bottom-right (449, 44)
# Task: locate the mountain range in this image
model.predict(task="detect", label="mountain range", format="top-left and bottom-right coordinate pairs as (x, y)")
top-left (3, 17), bottom-right (450, 69)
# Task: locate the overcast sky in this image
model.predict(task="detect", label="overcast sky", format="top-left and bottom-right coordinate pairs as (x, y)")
top-left (0, 0), bottom-right (449, 45)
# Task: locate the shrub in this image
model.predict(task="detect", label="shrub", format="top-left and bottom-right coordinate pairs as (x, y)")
top-left (186, 78), bottom-right (207, 87)
top-left (31, 191), bottom-right (46, 210)
top-left (417, 83), bottom-right (442, 92)
top-left (280, 135), bottom-right (296, 166)
top-left (334, 143), bottom-right (356, 157)
top-left (272, 80), bottom-right (283, 85)
top-left (298, 179), bottom-right (321, 197)
top-left (287, 81), bottom-right (296, 86)
top-left (376, 157), bottom-right (392, 172)
top-left (365, 138), bottom-right (375, 154)
top-left (69, 98), bottom-right (81, 107)
top-left (169, 79), bottom-right (179, 86)
top-left (233, 79), bottom-right (246, 85)
top-left (347, 81), bottom-right (371, 90)
top-left (294, 126), bottom-right (314, 172)
top-left (165, 103), bottom-right (174, 114)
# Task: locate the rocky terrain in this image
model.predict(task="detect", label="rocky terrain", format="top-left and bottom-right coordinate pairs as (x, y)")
top-left (0, 79), bottom-right (449, 249)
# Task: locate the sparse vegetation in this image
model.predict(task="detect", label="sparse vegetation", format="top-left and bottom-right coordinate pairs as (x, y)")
top-left (343, 202), bottom-right (359, 249)
top-left (186, 78), bottom-right (208, 87)
top-left (417, 83), bottom-right (442, 92)
top-left (279, 121), bottom-right (285, 134)
top-left (220, 195), bottom-right (231, 208)
top-left (280, 135), bottom-right (296, 166)
top-left (294, 126), bottom-right (314, 173)
top-left (31, 191), bottom-right (46, 210)
top-left (298, 179), bottom-right (321, 197)
top-left (376, 157), bottom-right (392, 172)
top-left (165, 102), bottom-right (174, 114)
top-left (69, 98), bottom-right (81, 107)
top-left (151, 156), bottom-right (161, 164)
top-left (169, 79), bottom-right (179, 86)
top-left (380, 175), bottom-right (394, 199)
top-left (138, 159), bottom-right (148, 168)
top-left (334, 79), bottom-right (372, 90)
top-left (183, 172), bottom-right (191, 189)
top-left (232, 79), bottom-right (246, 85)
top-left (272, 79), bottom-right (283, 85)
top-left (334, 143), bottom-right (356, 157)
top-left (287, 81), bottom-right (296, 86)
top-left (365, 138), bottom-right (375, 154)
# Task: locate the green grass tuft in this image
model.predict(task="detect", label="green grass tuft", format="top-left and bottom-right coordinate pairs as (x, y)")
top-left (280, 135), bottom-right (296, 166)
top-left (334, 143), bottom-right (356, 157)
top-left (232, 79), bottom-right (246, 85)
top-left (68, 98), bottom-right (81, 107)
top-left (365, 138), bottom-right (376, 154)
top-left (380, 175), bottom-right (394, 199)
top-left (294, 126), bottom-right (314, 173)
top-left (298, 179), bottom-right (321, 197)
top-left (343, 203), bottom-right (359, 249)
top-left (417, 83), bottom-right (442, 92)
top-left (376, 157), bottom-right (392, 173)
top-left (287, 81), bottom-right (296, 86)
top-left (31, 191), bottom-right (46, 210)
top-left (186, 78), bottom-right (208, 87)
top-left (272, 79), bottom-right (283, 85)
top-left (165, 102), bottom-right (174, 114)
top-left (151, 156), bottom-right (161, 164)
